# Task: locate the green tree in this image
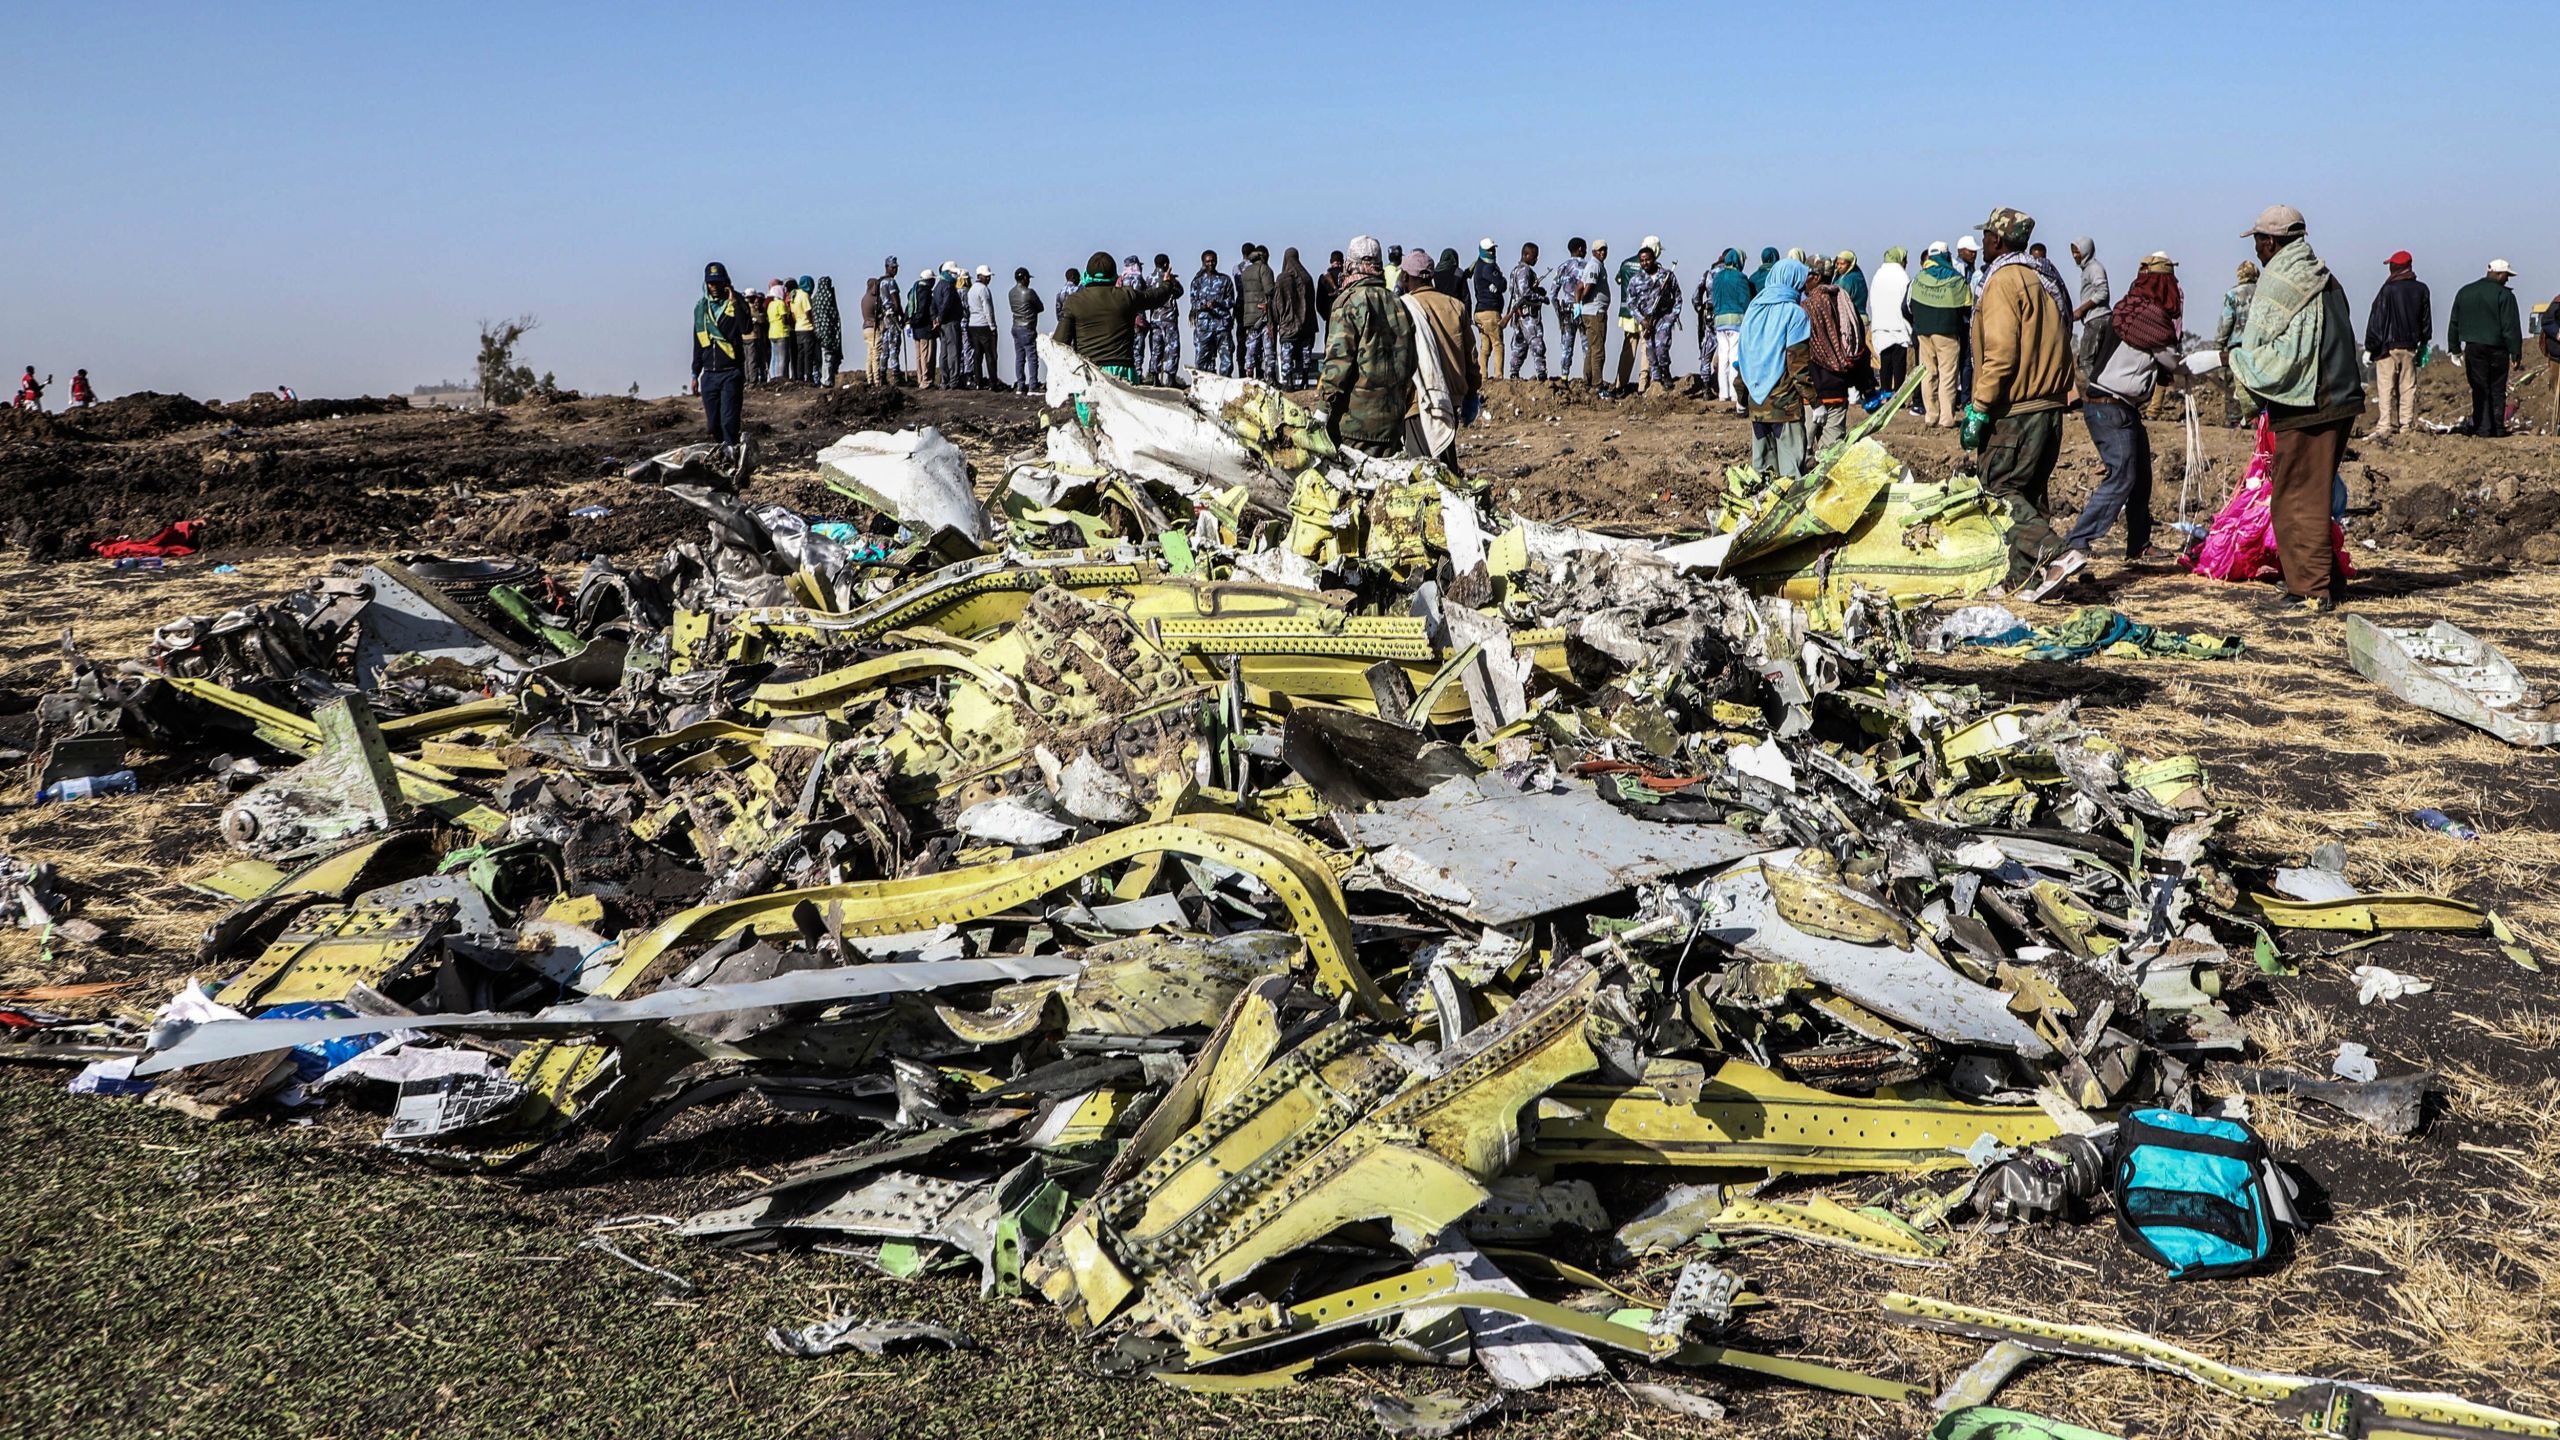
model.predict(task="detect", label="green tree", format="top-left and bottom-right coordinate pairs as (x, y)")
top-left (476, 315), bottom-right (546, 406)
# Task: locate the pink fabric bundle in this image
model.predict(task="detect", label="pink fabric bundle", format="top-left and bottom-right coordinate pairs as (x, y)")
top-left (2184, 416), bottom-right (2355, 583)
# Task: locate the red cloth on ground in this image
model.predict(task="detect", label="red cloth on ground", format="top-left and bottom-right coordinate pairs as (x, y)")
top-left (90, 519), bottom-right (204, 559)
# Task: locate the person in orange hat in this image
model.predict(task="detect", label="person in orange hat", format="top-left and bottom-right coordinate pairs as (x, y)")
top-left (2362, 251), bottom-right (2431, 437)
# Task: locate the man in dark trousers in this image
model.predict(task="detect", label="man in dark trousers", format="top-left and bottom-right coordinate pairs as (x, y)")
top-left (690, 261), bottom-right (752, 451)
top-left (2448, 259), bottom-right (2523, 437)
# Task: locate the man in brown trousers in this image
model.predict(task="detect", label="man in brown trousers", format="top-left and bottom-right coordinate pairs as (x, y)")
top-left (2230, 205), bottom-right (2366, 610)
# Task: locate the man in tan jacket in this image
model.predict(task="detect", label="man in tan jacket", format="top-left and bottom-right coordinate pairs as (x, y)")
top-left (1962, 205), bottom-right (2074, 589)
top-left (1398, 249), bottom-right (1482, 468)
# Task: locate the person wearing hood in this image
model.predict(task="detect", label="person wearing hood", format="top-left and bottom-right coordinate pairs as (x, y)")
top-left (1966, 207), bottom-right (2075, 588)
top-left (1550, 238), bottom-right (1590, 380)
top-left (1236, 245), bottom-right (1278, 382)
top-left (1909, 242), bottom-right (1972, 428)
top-left (2448, 259), bottom-right (2522, 438)
top-left (1142, 255), bottom-right (1184, 385)
top-left (1835, 251), bottom-right (1869, 319)
top-left (1468, 241), bottom-right (1507, 381)
top-left (2069, 237), bottom-right (2110, 377)
top-left (1191, 250), bottom-right (1238, 378)
top-left (1867, 248), bottom-right (1914, 399)
top-left (1054, 249), bottom-right (1182, 381)
top-left (1703, 248), bottom-right (1753, 410)
top-left (811, 277), bottom-right (842, 388)
top-left (764, 280), bottom-right (792, 385)
top-left (2360, 252), bottom-right (2430, 438)
top-left (1317, 236), bottom-right (1418, 454)
top-left (1316, 251), bottom-right (1346, 344)
top-left (1008, 267), bottom-right (1046, 394)
top-left (1274, 248), bottom-right (1319, 389)
top-left (870, 258), bottom-right (904, 384)
top-left (1398, 249), bottom-right (1481, 467)
top-left (1800, 260), bottom-right (1869, 456)
top-left (1624, 244), bottom-right (1681, 393)
top-left (2214, 260), bottom-right (2259, 425)
top-left (1736, 257), bottom-right (1816, 477)
top-left (2232, 205), bottom-right (2365, 607)
top-left (689, 261), bottom-right (752, 449)
top-left (2045, 255), bottom-right (2187, 594)
top-left (1748, 246), bottom-right (1779, 295)
top-left (1506, 242), bottom-right (1548, 381)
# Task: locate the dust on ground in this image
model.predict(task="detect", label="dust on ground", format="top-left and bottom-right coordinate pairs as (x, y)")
top-left (4, 376), bottom-right (2560, 1438)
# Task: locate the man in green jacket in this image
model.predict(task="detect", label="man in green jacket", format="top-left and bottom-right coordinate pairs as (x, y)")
top-left (2447, 259), bottom-right (2523, 438)
top-left (1316, 235), bottom-right (1417, 452)
top-left (2232, 205), bottom-right (2365, 609)
top-left (1054, 250), bottom-right (1181, 381)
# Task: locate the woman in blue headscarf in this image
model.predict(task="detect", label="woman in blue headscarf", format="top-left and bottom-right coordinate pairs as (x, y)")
top-left (1736, 257), bottom-right (1814, 477)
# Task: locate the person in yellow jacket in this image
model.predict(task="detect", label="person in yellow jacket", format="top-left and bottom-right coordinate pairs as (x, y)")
top-left (766, 280), bottom-right (792, 385)
top-left (790, 275), bottom-right (816, 385)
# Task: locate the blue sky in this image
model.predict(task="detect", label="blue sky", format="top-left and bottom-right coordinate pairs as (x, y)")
top-left (6, 0), bottom-right (2555, 400)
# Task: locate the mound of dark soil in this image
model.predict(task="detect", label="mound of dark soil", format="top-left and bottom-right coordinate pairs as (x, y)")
top-left (63, 392), bottom-right (215, 442)
top-left (206, 395), bottom-right (413, 427)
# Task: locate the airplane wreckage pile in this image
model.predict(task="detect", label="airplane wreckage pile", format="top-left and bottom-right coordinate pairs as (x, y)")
top-left (13, 342), bottom-right (2554, 1435)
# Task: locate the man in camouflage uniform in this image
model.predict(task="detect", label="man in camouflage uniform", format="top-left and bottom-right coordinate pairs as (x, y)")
top-left (1191, 250), bottom-right (1238, 378)
top-left (1551, 237), bottom-right (1589, 378)
top-left (1625, 244), bottom-right (1679, 389)
top-left (1506, 241), bottom-right (1549, 380)
top-left (1140, 254), bottom-right (1183, 385)
top-left (1317, 234), bottom-right (1417, 453)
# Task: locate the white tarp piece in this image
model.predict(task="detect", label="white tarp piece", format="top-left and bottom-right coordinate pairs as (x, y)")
top-left (1038, 336), bottom-right (1280, 504)
top-left (816, 427), bottom-right (991, 543)
top-left (136, 956), bottom-right (1081, 1076)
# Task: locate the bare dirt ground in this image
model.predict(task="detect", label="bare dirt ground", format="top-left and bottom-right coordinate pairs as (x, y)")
top-left (4, 374), bottom-right (2560, 1438)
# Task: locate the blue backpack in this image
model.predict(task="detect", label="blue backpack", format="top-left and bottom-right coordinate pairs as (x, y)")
top-left (2110, 1109), bottom-right (2294, 1280)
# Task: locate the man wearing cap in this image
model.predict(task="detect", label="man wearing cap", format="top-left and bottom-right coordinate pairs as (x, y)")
top-left (870, 258), bottom-right (903, 384)
top-left (2363, 251), bottom-right (2432, 438)
top-left (2232, 205), bottom-right (2365, 609)
top-left (2448, 259), bottom-right (2523, 437)
top-left (1191, 250), bottom-right (1238, 379)
top-left (690, 261), bottom-right (752, 451)
top-left (1624, 243), bottom-right (1681, 392)
top-left (1316, 236), bottom-right (1418, 454)
top-left (1469, 241), bottom-right (1508, 382)
top-left (1962, 207), bottom-right (2074, 589)
top-left (1954, 235), bottom-right (1983, 402)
